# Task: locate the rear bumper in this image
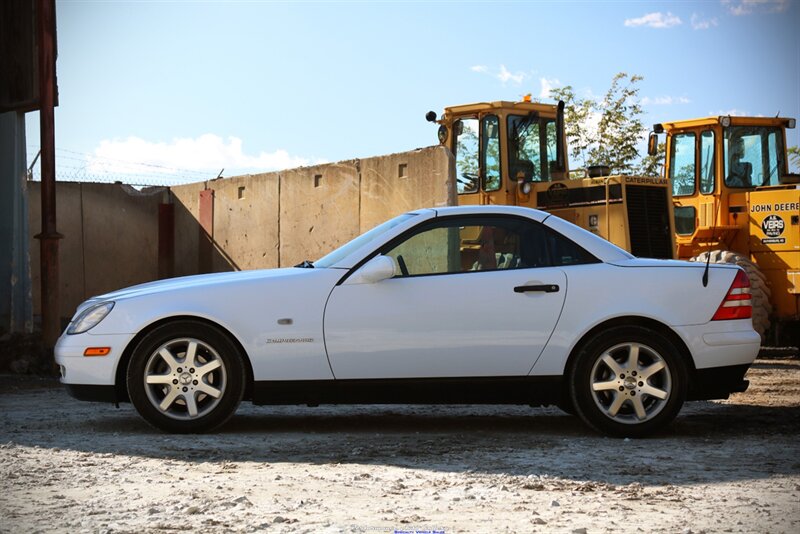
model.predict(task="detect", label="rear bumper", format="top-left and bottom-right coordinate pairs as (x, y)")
top-left (673, 320), bottom-right (761, 370)
top-left (688, 363), bottom-right (751, 401)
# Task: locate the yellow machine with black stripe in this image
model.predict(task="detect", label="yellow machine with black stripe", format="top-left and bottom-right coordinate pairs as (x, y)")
top-left (649, 115), bottom-right (799, 344)
top-left (425, 99), bottom-right (675, 260)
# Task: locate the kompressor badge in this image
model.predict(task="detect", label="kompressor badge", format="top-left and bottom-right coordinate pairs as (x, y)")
top-left (761, 214), bottom-right (786, 244)
top-left (266, 338), bottom-right (314, 344)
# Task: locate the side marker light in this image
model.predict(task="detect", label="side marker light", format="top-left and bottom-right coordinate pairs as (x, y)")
top-left (84, 347), bottom-right (111, 357)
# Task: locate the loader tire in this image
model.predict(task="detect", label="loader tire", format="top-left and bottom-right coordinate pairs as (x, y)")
top-left (689, 250), bottom-right (771, 341)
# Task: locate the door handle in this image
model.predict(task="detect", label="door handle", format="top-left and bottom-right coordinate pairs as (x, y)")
top-left (514, 284), bottom-right (560, 293)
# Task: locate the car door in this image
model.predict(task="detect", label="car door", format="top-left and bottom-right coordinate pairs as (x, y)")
top-left (323, 215), bottom-right (569, 379)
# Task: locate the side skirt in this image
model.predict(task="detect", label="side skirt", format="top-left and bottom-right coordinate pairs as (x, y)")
top-left (252, 376), bottom-right (563, 406)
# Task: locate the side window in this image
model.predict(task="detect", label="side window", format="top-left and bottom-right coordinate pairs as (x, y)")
top-left (544, 228), bottom-right (598, 266)
top-left (508, 115), bottom-right (542, 182)
top-left (386, 225), bottom-right (461, 276)
top-left (674, 206), bottom-right (696, 236)
top-left (724, 126), bottom-right (784, 187)
top-left (507, 116), bottom-right (557, 183)
top-left (545, 119), bottom-right (557, 179)
top-left (482, 115), bottom-right (501, 192)
top-left (454, 118), bottom-right (479, 194)
top-left (766, 131), bottom-right (781, 186)
top-left (670, 132), bottom-right (696, 196)
top-left (699, 130), bottom-right (715, 194)
top-left (383, 217), bottom-right (588, 277)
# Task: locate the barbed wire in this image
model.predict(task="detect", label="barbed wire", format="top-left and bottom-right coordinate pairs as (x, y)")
top-left (26, 146), bottom-right (222, 187)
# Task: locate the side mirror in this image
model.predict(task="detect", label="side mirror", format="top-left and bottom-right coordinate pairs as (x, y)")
top-left (648, 132), bottom-right (658, 156)
top-left (346, 255), bottom-right (397, 285)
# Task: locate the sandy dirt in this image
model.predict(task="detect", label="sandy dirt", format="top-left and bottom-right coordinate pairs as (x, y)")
top-left (1, 359), bottom-right (799, 534)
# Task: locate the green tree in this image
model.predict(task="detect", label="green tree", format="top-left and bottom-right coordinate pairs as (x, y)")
top-left (788, 146), bottom-right (800, 173)
top-left (550, 72), bottom-right (646, 176)
top-left (589, 73), bottom-right (645, 174)
top-left (548, 85), bottom-right (595, 169)
top-left (638, 142), bottom-right (666, 176)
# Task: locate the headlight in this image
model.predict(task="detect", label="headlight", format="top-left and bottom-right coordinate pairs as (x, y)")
top-left (67, 302), bottom-right (115, 335)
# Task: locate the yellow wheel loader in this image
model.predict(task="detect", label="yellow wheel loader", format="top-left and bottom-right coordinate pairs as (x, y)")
top-left (425, 98), bottom-right (675, 259)
top-left (649, 115), bottom-right (799, 345)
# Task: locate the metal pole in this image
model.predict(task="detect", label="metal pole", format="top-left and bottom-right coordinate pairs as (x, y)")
top-left (34, 0), bottom-right (62, 348)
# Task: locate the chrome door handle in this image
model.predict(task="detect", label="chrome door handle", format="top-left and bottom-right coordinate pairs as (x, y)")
top-left (514, 284), bottom-right (559, 293)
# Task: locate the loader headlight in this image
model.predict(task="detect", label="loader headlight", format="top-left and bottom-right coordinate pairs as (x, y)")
top-left (438, 125), bottom-right (448, 144)
top-left (67, 302), bottom-right (115, 335)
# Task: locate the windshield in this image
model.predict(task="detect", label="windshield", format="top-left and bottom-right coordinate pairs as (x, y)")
top-left (314, 213), bottom-right (417, 268)
top-left (724, 126), bottom-right (785, 188)
top-left (508, 114), bottom-right (557, 182)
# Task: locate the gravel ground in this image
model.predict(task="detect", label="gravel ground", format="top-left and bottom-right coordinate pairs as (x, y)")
top-left (1, 359), bottom-right (799, 534)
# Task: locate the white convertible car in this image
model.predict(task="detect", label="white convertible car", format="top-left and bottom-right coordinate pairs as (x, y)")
top-left (56, 206), bottom-right (760, 437)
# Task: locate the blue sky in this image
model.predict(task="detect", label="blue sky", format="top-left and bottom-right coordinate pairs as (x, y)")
top-left (25, 0), bottom-right (800, 185)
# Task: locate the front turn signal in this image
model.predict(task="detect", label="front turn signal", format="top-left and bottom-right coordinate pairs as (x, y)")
top-left (84, 347), bottom-right (111, 357)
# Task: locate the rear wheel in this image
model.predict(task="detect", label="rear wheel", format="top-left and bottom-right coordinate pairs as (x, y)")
top-left (127, 320), bottom-right (245, 433)
top-left (689, 250), bottom-right (771, 341)
top-left (569, 325), bottom-right (687, 438)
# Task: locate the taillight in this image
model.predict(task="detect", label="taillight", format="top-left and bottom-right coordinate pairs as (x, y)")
top-left (711, 269), bottom-right (752, 321)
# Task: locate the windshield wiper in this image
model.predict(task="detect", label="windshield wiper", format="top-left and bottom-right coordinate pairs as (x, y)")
top-left (294, 260), bottom-right (315, 268)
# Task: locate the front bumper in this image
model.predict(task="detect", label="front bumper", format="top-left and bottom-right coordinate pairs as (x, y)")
top-left (64, 383), bottom-right (119, 403)
top-left (54, 331), bottom-right (135, 386)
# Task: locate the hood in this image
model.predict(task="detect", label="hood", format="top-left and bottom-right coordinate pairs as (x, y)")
top-left (87, 268), bottom-right (319, 305)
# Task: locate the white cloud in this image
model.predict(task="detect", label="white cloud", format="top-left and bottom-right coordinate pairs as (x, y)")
top-left (469, 64), bottom-right (529, 86)
top-left (624, 12), bottom-right (682, 28)
top-left (497, 64), bottom-right (527, 85)
top-left (88, 134), bottom-right (316, 177)
top-left (641, 96), bottom-right (692, 105)
top-left (691, 13), bottom-right (718, 29)
top-left (722, 0), bottom-right (789, 16)
top-left (714, 108), bottom-right (749, 116)
top-left (539, 77), bottom-right (560, 99)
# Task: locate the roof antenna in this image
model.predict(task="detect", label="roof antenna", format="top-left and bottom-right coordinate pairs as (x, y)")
top-left (702, 198), bottom-right (722, 287)
top-left (702, 251), bottom-right (712, 287)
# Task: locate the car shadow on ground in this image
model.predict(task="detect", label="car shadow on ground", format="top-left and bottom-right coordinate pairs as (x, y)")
top-left (2, 385), bottom-right (799, 487)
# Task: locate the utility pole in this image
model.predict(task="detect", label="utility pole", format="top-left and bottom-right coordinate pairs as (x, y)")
top-left (33, 0), bottom-right (62, 348)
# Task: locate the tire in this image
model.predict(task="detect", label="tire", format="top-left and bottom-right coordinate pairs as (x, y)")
top-left (569, 325), bottom-right (688, 438)
top-left (126, 320), bottom-right (246, 433)
top-left (689, 250), bottom-right (771, 341)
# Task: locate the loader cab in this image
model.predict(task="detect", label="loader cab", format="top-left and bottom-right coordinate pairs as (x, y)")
top-left (427, 99), bottom-right (676, 259)
top-left (426, 99), bottom-right (567, 206)
top-left (653, 115), bottom-right (797, 259)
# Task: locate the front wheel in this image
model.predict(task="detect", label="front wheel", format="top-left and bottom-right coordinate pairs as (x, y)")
top-left (569, 326), bottom-right (687, 438)
top-left (127, 320), bottom-right (246, 433)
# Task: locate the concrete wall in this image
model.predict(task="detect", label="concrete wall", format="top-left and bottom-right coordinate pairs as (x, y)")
top-left (27, 145), bottom-right (454, 321)
top-left (170, 145), bottom-right (454, 275)
top-left (27, 182), bottom-right (166, 319)
top-left (170, 172), bottom-right (282, 276)
top-left (359, 146), bottom-right (455, 232)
